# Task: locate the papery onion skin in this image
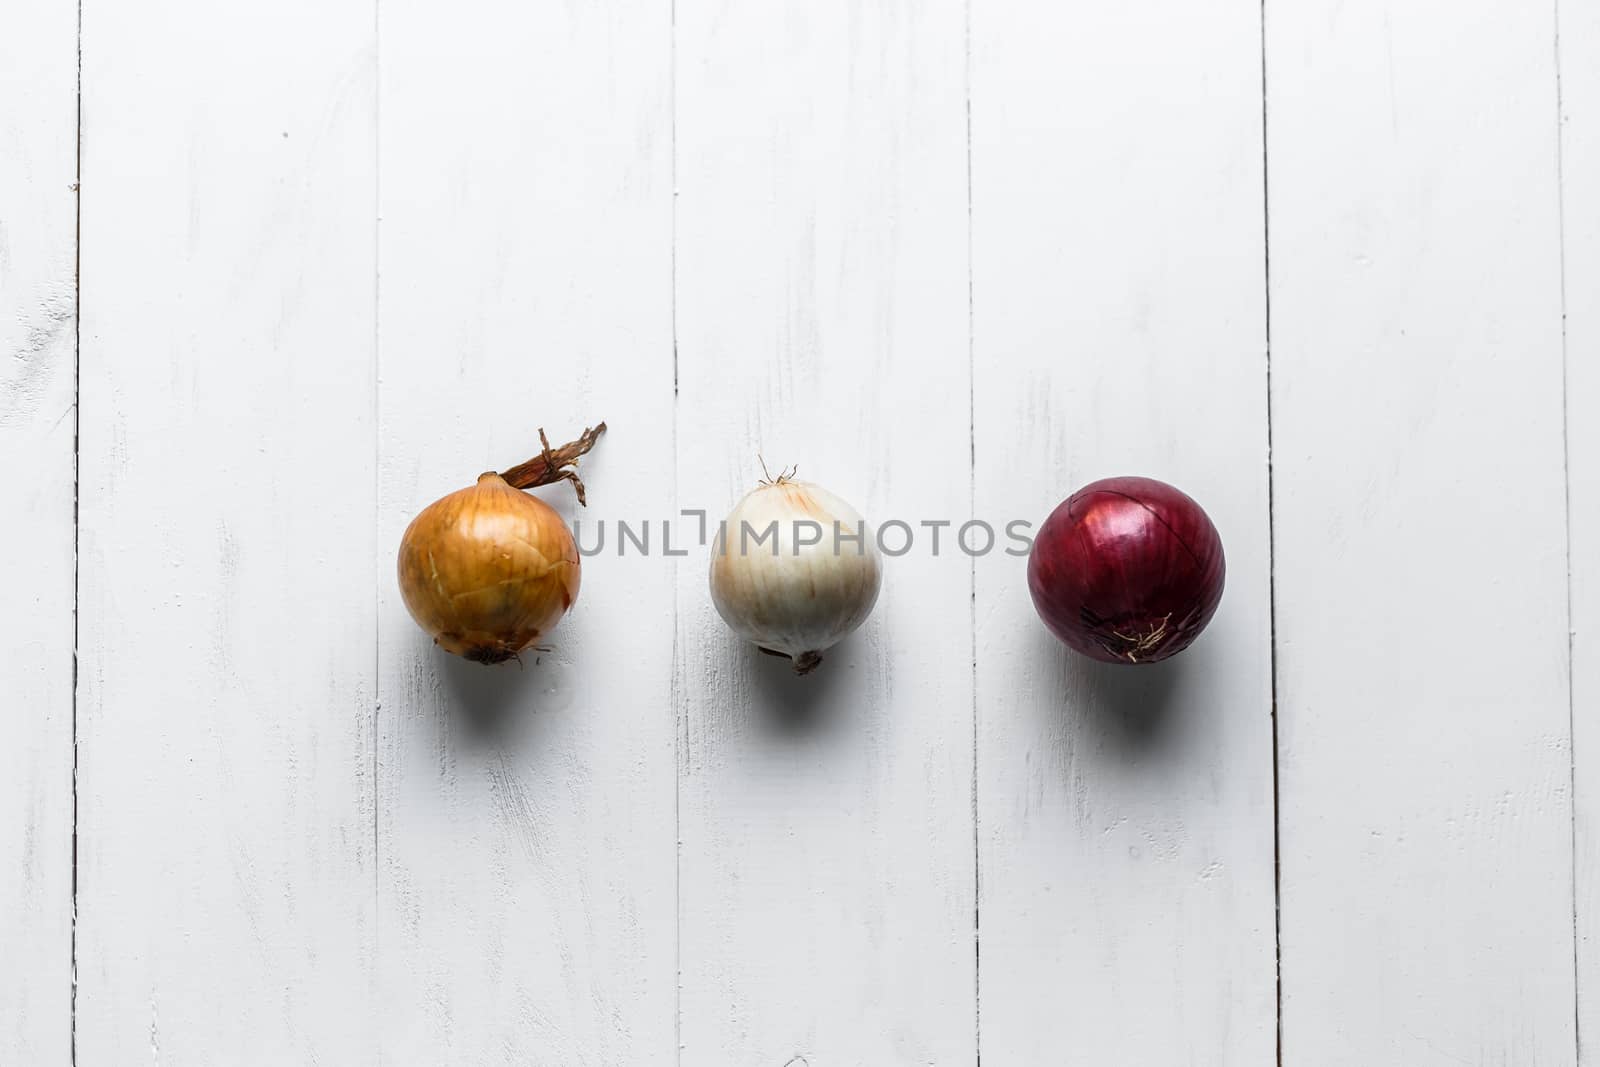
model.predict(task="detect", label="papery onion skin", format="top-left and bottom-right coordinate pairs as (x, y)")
top-left (398, 472), bottom-right (580, 663)
top-left (396, 424), bottom-right (602, 665)
top-left (709, 480), bottom-right (882, 675)
top-left (1027, 476), bottom-right (1225, 665)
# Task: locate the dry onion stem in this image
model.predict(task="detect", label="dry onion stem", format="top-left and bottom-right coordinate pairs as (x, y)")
top-left (397, 423), bottom-right (606, 664)
top-left (499, 422), bottom-right (607, 504)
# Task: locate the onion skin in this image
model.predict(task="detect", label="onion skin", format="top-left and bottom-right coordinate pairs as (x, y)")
top-left (1027, 476), bottom-right (1225, 665)
top-left (709, 480), bottom-right (881, 675)
top-left (396, 424), bottom-right (602, 664)
top-left (398, 473), bottom-right (580, 663)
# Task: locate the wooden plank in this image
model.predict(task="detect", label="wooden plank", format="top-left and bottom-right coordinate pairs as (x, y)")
top-left (1564, 0), bottom-right (1600, 1055)
top-left (1268, 1), bottom-right (1574, 1062)
top-left (969, 0), bottom-right (1276, 1061)
top-left (373, 0), bottom-right (676, 1060)
top-left (74, 0), bottom-right (378, 1059)
top-left (672, 0), bottom-right (975, 1062)
top-left (0, 0), bottom-right (77, 1060)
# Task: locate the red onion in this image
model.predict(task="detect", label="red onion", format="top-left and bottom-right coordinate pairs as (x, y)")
top-left (1027, 476), bottom-right (1225, 664)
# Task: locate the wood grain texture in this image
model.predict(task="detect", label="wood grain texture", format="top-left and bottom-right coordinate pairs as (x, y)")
top-left (969, 1), bottom-right (1276, 1063)
top-left (1564, 0), bottom-right (1599, 1055)
top-left (74, 0), bottom-right (378, 1059)
top-left (12, 0), bottom-right (1594, 1059)
top-left (672, 0), bottom-right (975, 1062)
top-left (1268, 1), bottom-right (1574, 1063)
top-left (373, 0), bottom-right (676, 1061)
top-left (0, 0), bottom-right (77, 1061)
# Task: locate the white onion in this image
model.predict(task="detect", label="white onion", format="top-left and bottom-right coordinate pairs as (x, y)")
top-left (708, 477), bottom-right (882, 674)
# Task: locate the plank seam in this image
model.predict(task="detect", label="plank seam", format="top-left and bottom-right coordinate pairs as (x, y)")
top-left (372, 0), bottom-right (383, 1042)
top-left (1554, 0), bottom-right (1580, 1057)
top-left (71, 0), bottom-right (83, 1058)
top-left (670, 0), bottom-right (682, 1060)
top-left (1258, 0), bottom-right (1284, 1063)
top-left (965, 0), bottom-right (980, 1061)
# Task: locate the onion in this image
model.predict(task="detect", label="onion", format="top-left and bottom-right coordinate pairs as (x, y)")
top-left (709, 470), bottom-right (882, 675)
top-left (397, 424), bottom-right (605, 664)
top-left (1027, 475), bottom-right (1225, 664)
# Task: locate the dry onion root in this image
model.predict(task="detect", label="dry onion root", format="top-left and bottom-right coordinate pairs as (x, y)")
top-left (397, 423), bottom-right (605, 664)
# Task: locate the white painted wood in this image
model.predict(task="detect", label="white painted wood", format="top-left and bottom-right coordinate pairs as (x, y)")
top-left (373, 0), bottom-right (676, 1061)
top-left (5, 0), bottom-right (1588, 1057)
top-left (1268, 1), bottom-right (1574, 1062)
top-left (1563, 0), bottom-right (1600, 1055)
top-left (0, 1), bottom-right (77, 1061)
top-left (672, 0), bottom-right (974, 1061)
top-left (969, 2), bottom-right (1276, 1063)
top-left (74, 0), bottom-right (378, 1060)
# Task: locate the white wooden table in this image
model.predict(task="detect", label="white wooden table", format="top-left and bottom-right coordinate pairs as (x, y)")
top-left (3, 0), bottom-right (1595, 1062)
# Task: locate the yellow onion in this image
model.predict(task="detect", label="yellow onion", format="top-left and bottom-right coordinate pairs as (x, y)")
top-left (397, 424), bottom-right (604, 664)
